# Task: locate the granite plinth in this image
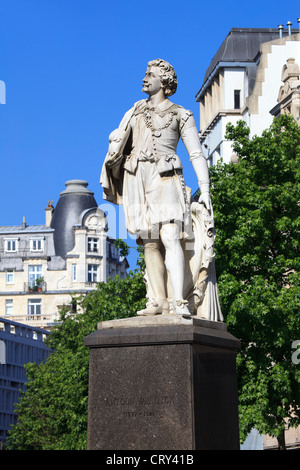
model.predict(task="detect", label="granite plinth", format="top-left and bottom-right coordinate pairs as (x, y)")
top-left (84, 315), bottom-right (240, 450)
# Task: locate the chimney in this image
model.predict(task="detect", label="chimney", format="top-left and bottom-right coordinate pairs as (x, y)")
top-left (22, 216), bottom-right (26, 229)
top-left (278, 24), bottom-right (284, 38)
top-left (45, 200), bottom-right (54, 227)
top-left (287, 21), bottom-right (292, 36)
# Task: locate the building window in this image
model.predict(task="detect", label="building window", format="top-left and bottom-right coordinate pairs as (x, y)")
top-left (6, 270), bottom-right (14, 284)
top-left (72, 264), bottom-right (77, 282)
top-left (87, 237), bottom-right (99, 253)
top-left (28, 265), bottom-right (42, 288)
top-left (30, 238), bottom-right (44, 252)
top-left (234, 89), bottom-right (241, 109)
top-left (4, 238), bottom-right (18, 252)
top-left (5, 299), bottom-right (13, 315)
top-left (87, 264), bottom-right (98, 283)
top-left (108, 242), bottom-right (118, 260)
top-left (28, 299), bottom-right (42, 316)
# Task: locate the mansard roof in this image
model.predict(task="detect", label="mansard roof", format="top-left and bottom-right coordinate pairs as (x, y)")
top-left (50, 180), bottom-right (98, 259)
top-left (0, 225), bottom-right (54, 234)
top-left (196, 27), bottom-right (296, 100)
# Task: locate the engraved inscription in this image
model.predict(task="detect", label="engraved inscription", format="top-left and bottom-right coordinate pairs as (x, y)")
top-left (104, 395), bottom-right (175, 419)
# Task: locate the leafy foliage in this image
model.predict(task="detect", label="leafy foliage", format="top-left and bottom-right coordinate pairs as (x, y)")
top-left (5, 115), bottom-right (300, 450)
top-left (210, 115), bottom-right (300, 448)
top-left (5, 268), bottom-right (146, 450)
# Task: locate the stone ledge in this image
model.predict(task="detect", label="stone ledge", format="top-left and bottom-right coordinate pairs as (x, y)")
top-left (84, 315), bottom-right (240, 351)
top-left (97, 314), bottom-right (227, 331)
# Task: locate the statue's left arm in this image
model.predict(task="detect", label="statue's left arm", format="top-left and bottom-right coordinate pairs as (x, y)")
top-left (100, 101), bottom-right (144, 204)
top-left (179, 111), bottom-right (211, 211)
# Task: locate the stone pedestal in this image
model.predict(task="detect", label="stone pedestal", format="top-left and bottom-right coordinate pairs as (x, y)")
top-left (84, 315), bottom-right (240, 450)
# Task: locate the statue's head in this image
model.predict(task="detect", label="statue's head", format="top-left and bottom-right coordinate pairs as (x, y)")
top-left (147, 59), bottom-right (177, 97)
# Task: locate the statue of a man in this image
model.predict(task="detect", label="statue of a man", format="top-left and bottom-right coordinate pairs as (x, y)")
top-left (101, 59), bottom-right (223, 320)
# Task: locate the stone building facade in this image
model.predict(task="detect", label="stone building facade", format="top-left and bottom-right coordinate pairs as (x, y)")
top-left (196, 25), bottom-right (300, 165)
top-left (196, 23), bottom-right (300, 450)
top-left (0, 180), bottom-right (128, 330)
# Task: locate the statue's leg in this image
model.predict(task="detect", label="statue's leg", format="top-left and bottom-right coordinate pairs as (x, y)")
top-left (137, 239), bottom-right (169, 315)
top-left (160, 222), bottom-right (191, 316)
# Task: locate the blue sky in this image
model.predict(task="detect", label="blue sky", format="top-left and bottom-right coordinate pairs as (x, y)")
top-left (1, 0), bottom-right (299, 269)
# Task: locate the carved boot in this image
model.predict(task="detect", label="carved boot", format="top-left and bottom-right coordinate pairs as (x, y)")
top-left (172, 299), bottom-right (191, 316)
top-left (137, 299), bottom-right (169, 316)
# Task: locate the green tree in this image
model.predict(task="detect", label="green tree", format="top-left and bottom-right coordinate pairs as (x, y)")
top-left (6, 115), bottom-right (300, 450)
top-left (209, 114), bottom-right (300, 449)
top-left (5, 267), bottom-right (146, 450)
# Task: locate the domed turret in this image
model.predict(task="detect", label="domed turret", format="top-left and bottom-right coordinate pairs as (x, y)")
top-left (51, 180), bottom-right (98, 259)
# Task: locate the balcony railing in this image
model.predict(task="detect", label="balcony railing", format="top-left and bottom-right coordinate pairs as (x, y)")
top-left (6, 313), bottom-right (57, 327)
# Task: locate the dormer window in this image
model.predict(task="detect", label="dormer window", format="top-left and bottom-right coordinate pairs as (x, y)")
top-left (30, 238), bottom-right (44, 252)
top-left (4, 238), bottom-right (19, 252)
top-left (87, 237), bottom-right (99, 253)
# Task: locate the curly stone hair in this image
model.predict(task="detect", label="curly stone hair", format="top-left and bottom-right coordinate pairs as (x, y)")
top-left (148, 59), bottom-right (178, 97)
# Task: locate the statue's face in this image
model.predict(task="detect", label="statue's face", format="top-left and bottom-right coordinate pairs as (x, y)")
top-left (142, 66), bottom-right (163, 96)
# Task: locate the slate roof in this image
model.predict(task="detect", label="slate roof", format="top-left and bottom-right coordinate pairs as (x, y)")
top-left (0, 181), bottom-right (98, 260)
top-left (50, 180), bottom-right (98, 259)
top-left (0, 225), bottom-right (54, 234)
top-left (196, 28), bottom-right (297, 100)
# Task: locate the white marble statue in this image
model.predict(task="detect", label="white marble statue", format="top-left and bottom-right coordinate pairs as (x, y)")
top-left (100, 59), bottom-right (223, 321)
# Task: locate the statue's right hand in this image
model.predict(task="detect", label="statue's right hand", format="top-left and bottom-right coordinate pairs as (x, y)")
top-left (198, 192), bottom-right (211, 212)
